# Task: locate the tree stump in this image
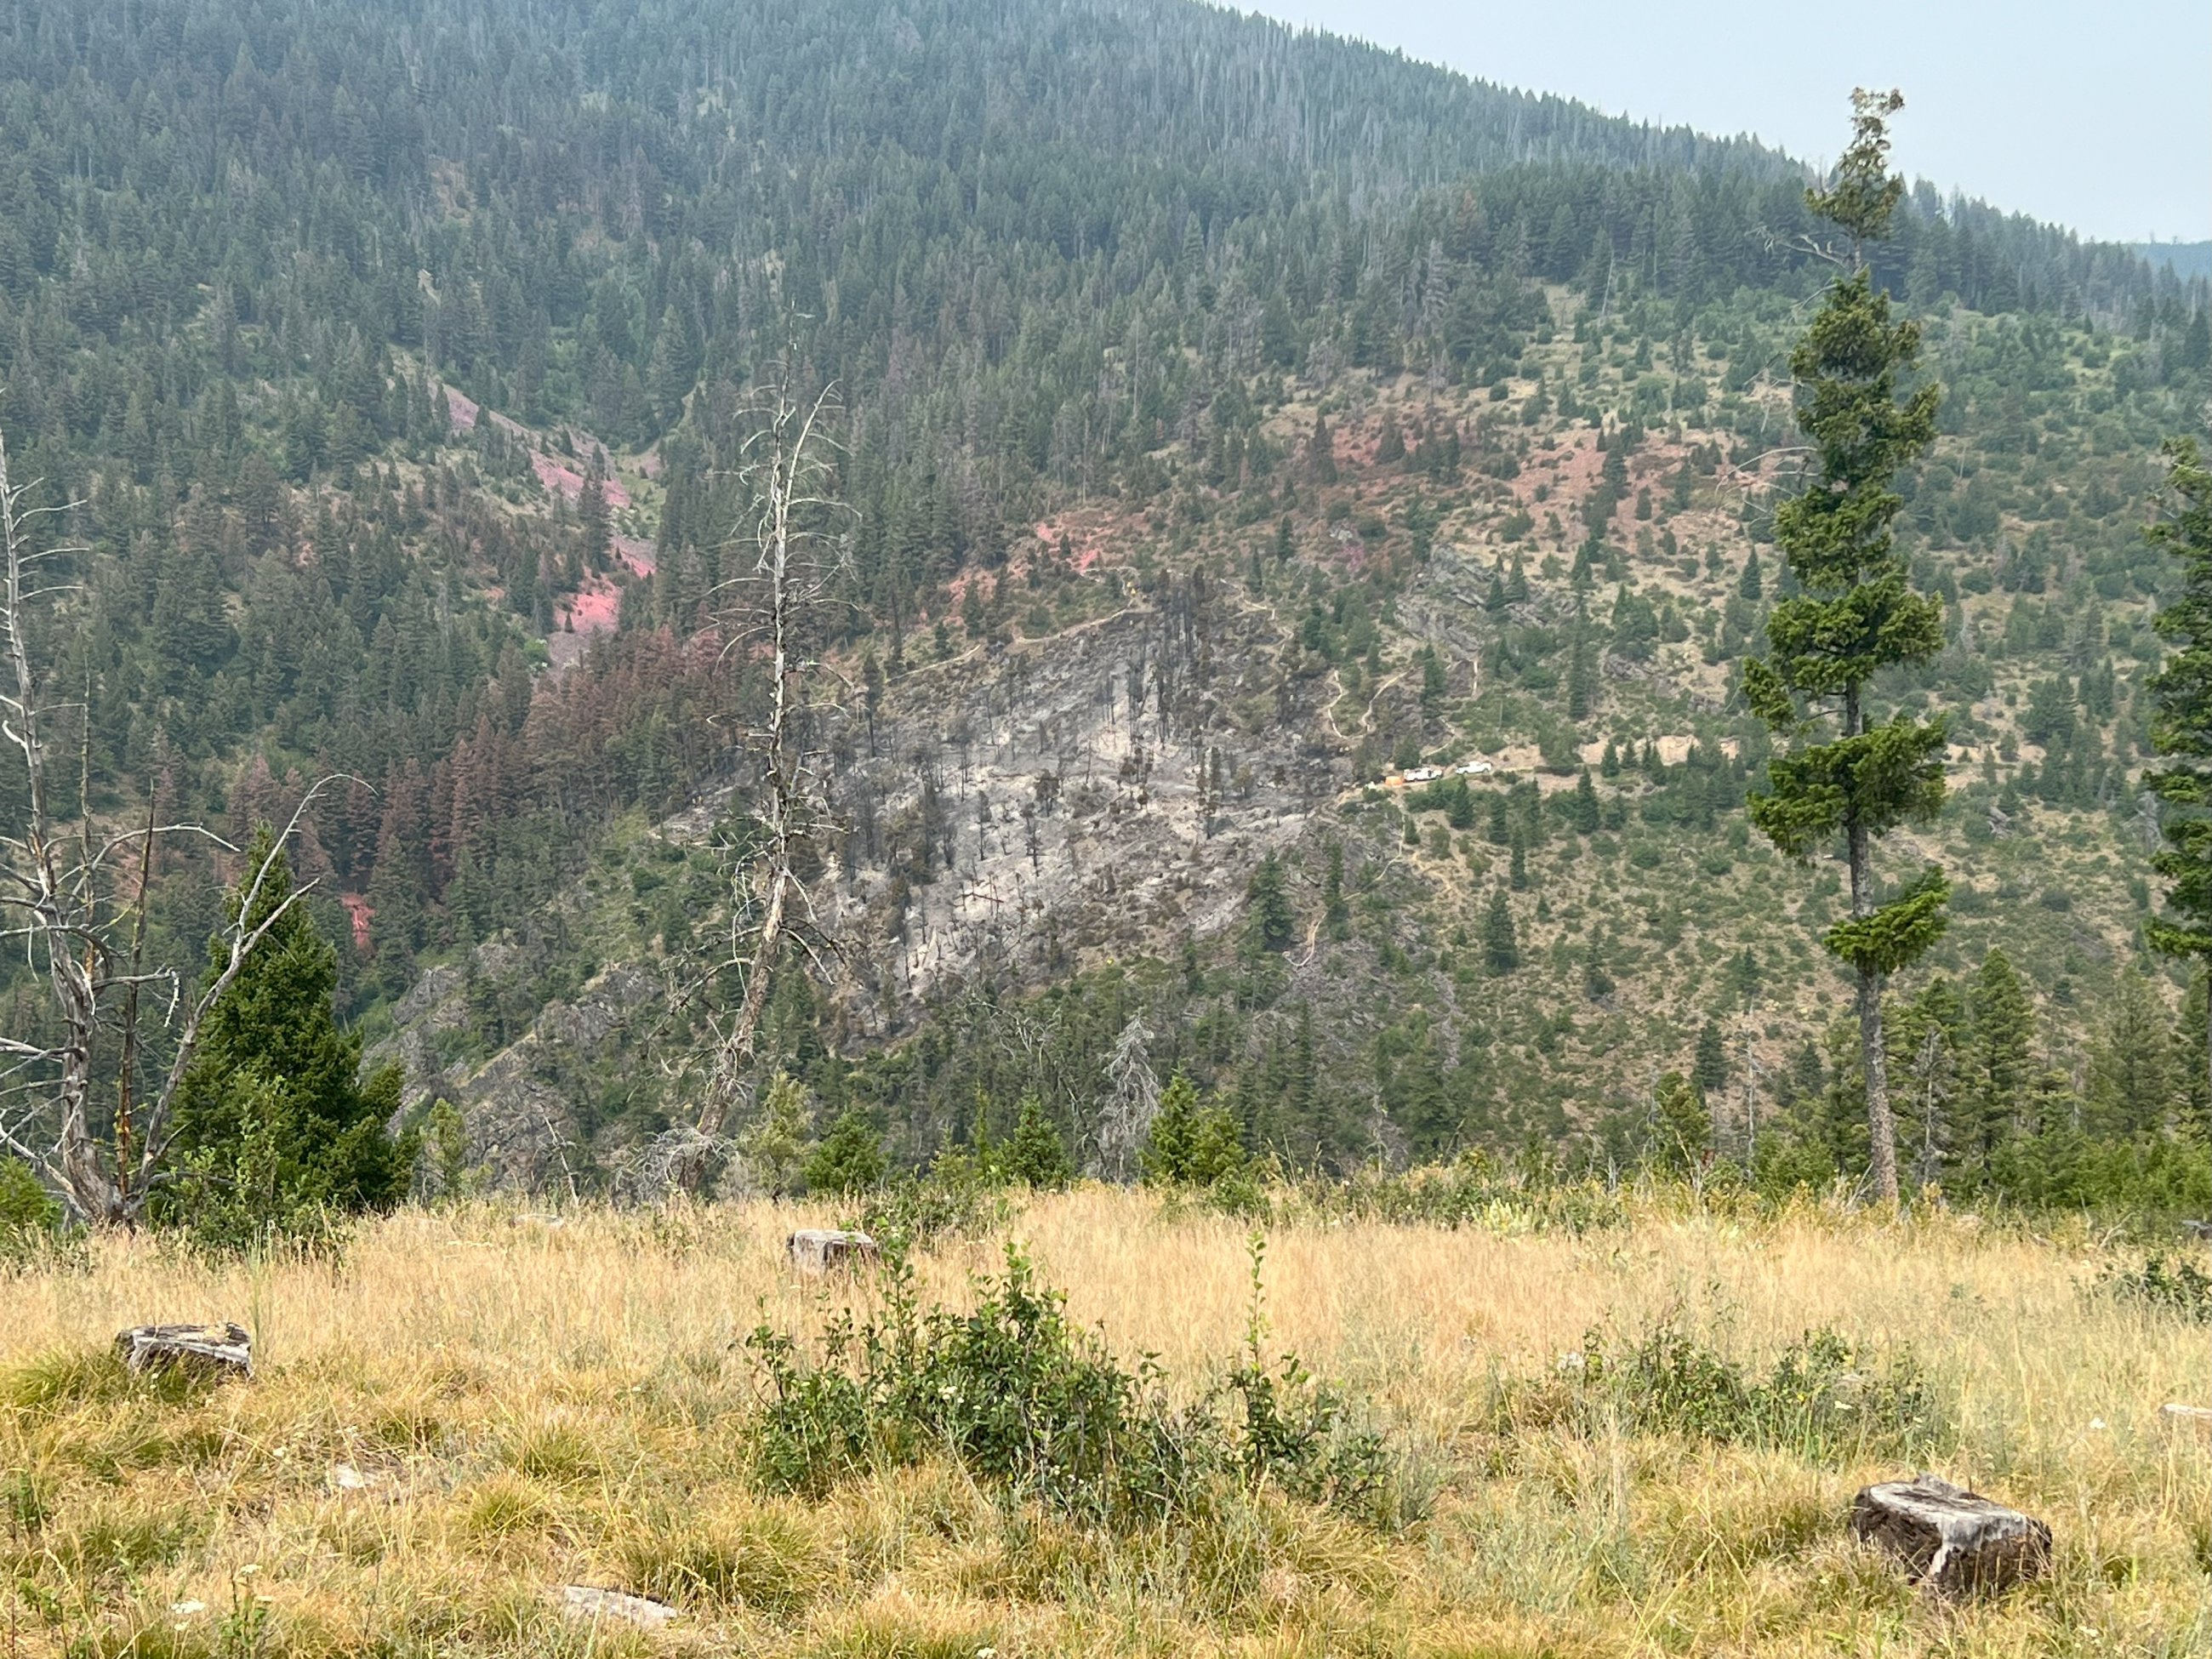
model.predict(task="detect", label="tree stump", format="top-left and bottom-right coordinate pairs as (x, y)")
top-left (787, 1228), bottom-right (879, 1272)
top-left (114, 1322), bottom-right (253, 1382)
top-left (2158, 1402), bottom-right (2212, 1440)
top-left (1849, 1473), bottom-right (2050, 1596)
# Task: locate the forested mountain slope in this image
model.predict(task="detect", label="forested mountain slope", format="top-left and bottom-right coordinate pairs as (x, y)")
top-left (0, 0), bottom-right (2204, 1203)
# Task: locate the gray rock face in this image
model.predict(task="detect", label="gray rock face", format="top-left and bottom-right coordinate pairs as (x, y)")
top-left (114, 1322), bottom-right (253, 1381)
top-left (787, 1228), bottom-right (880, 1271)
top-left (1849, 1472), bottom-right (2051, 1596)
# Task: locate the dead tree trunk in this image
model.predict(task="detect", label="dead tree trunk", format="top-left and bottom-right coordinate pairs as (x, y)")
top-left (693, 374), bottom-right (849, 1145)
top-left (0, 430), bottom-right (332, 1225)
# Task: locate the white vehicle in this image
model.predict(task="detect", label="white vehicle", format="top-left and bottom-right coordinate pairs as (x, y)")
top-left (1401, 766), bottom-right (1444, 783)
top-left (1453, 760), bottom-right (1494, 775)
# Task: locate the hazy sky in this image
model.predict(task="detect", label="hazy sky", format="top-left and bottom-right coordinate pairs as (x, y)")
top-left (1243, 1), bottom-right (2209, 245)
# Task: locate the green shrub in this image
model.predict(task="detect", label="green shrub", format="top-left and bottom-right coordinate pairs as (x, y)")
top-left (805, 1108), bottom-right (887, 1196)
top-left (1001, 1094), bottom-right (1073, 1189)
top-left (1552, 1317), bottom-right (1937, 1464)
top-left (744, 1241), bottom-right (1399, 1530)
top-left (857, 1152), bottom-right (1015, 1252)
top-left (154, 832), bottom-right (413, 1252)
top-left (1311, 1154), bottom-right (1625, 1235)
top-left (0, 1157), bottom-right (62, 1263)
top-left (0, 1156), bottom-right (58, 1232)
top-left (1142, 1072), bottom-right (1244, 1189)
top-left (2100, 1251), bottom-right (2212, 1322)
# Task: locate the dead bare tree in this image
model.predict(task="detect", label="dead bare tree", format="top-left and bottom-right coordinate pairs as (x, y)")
top-left (0, 432), bottom-right (336, 1225)
top-left (689, 369), bottom-right (852, 1145)
top-left (1092, 1015), bottom-right (1160, 1181)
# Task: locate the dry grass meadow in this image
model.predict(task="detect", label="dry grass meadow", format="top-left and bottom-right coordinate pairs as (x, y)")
top-left (2, 1186), bottom-right (2206, 1657)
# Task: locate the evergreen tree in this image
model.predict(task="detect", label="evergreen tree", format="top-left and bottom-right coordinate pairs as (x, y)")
top-left (1571, 766), bottom-right (1601, 833)
top-left (1142, 1070), bottom-right (1242, 1187)
top-left (0, 1156), bottom-right (60, 1239)
top-left (1245, 851), bottom-right (1295, 952)
top-left (1320, 839), bottom-right (1351, 940)
top-left (744, 1071), bottom-right (813, 1196)
top-left (1650, 1070), bottom-right (1711, 1174)
top-left (2083, 971), bottom-right (2177, 1140)
top-left (1722, 947), bottom-right (1762, 1011)
top-left (578, 467), bottom-right (611, 572)
top-left (1581, 937), bottom-right (1614, 999)
top-left (1567, 630), bottom-right (1597, 719)
top-left (159, 830), bottom-right (410, 1246)
top-left (1738, 548), bottom-right (1763, 601)
top-left (1419, 646), bottom-right (1448, 716)
top-left (1742, 91), bottom-right (1948, 1205)
top-left (1691, 1020), bottom-right (1730, 1099)
top-left (1960, 949), bottom-right (2034, 1180)
top-left (1485, 791), bottom-right (1510, 845)
top-left (1481, 887), bottom-right (1519, 974)
top-left (1308, 411), bottom-right (1337, 483)
top-left (1508, 827), bottom-right (1530, 890)
top-left (1889, 975), bottom-right (1962, 1188)
top-left (2142, 436), bottom-right (2212, 1114)
top-left (1003, 1093), bottom-right (1074, 1189)
top-left (805, 1106), bottom-right (887, 1195)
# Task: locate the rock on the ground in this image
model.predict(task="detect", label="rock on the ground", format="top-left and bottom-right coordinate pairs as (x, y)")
top-left (114, 1322), bottom-right (253, 1380)
top-left (1849, 1472), bottom-right (2051, 1596)
top-left (560, 1585), bottom-right (676, 1628)
top-left (788, 1228), bottom-right (880, 1271)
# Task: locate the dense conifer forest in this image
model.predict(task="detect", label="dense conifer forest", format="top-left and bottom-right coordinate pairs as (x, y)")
top-left (0, 0), bottom-right (2206, 1217)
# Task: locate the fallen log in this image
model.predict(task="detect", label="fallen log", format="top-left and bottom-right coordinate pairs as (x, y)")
top-left (114, 1322), bottom-right (253, 1382)
top-left (787, 1228), bottom-right (880, 1272)
top-left (1849, 1472), bottom-right (2050, 1596)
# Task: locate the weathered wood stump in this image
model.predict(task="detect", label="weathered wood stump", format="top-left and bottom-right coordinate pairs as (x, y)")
top-left (1849, 1473), bottom-right (2050, 1596)
top-left (787, 1228), bottom-right (879, 1272)
top-left (113, 1322), bottom-right (253, 1382)
top-left (2158, 1402), bottom-right (2212, 1439)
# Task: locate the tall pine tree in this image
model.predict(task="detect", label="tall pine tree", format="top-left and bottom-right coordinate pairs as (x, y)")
top-left (2142, 436), bottom-right (2212, 1115)
top-left (1742, 91), bottom-right (1947, 1204)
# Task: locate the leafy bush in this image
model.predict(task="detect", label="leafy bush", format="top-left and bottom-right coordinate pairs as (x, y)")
top-left (2100, 1251), bottom-right (2212, 1322)
top-left (1533, 1317), bottom-right (1937, 1464)
top-left (745, 1241), bottom-right (1400, 1530)
top-left (857, 1154), bottom-right (1017, 1252)
top-left (0, 1158), bottom-right (62, 1263)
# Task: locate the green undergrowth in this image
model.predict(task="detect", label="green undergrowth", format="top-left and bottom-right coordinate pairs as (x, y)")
top-left (2098, 1251), bottom-right (2212, 1322)
top-left (1503, 1315), bottom-right (1941, 1465)
top-left (746, 1235), bottom-right (1412, 1532)
top-left (1296, 1154), bottom-right (1629, 1234)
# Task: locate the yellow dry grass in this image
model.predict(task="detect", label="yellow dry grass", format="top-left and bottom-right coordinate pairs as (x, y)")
top-left (2, 1188), bottom-right (2205, 1656)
